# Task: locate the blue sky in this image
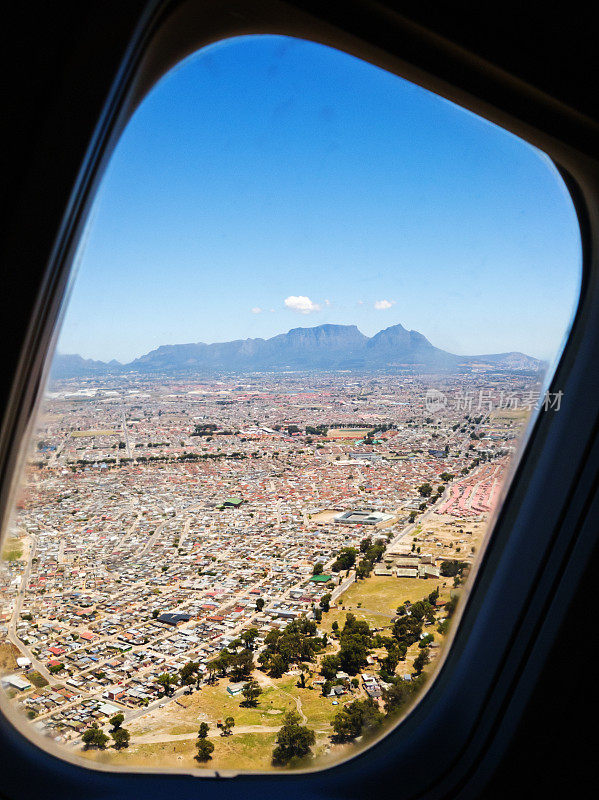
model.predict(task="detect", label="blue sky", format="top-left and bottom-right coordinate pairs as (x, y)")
top-left (58, 35), bottom-right (582, 363)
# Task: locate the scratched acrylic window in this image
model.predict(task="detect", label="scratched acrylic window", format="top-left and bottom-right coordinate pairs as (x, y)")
top-left (0, 35), bottom-right (581, 773)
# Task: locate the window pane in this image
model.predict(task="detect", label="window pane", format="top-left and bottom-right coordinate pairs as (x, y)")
top-left (0, 35), bottom-right (580, 773)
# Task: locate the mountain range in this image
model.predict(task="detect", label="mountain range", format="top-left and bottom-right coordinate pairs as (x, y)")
top-left (51, 323), bottom-right (543, 378)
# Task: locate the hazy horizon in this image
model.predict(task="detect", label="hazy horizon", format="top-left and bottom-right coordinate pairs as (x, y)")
top-left (57, 35), bottom-right (581, 364)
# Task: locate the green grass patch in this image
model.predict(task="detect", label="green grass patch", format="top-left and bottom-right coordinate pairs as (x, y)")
top-left (28, 671), bottom-right (49, 688)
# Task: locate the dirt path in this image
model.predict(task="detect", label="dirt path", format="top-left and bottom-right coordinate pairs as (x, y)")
top-left (258, 671), bottom-right (307, 724)
top-left (132, 723), bottom-right (328, 745)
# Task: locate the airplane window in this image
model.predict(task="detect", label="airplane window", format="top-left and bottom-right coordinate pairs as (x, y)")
top-left (0, 35), bottom-right (581, 774)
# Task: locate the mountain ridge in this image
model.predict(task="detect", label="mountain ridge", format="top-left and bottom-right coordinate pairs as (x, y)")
top-left (51, 323), bottom-right (544, 378)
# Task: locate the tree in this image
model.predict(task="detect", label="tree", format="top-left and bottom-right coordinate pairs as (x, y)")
top-left (331, 699), bottom-right (384, 743)
top-left (364, 540), bottom-right (386, 563)
top-left (336, 613), bottom-right (373, 675)
top-left (381, 645), bottom-right (400, 675)
top-left (312, 562), bottom-right (324, 575)
top-left (440, 559), bottom-right (467, 578)
top-left (195, 738), bottom-right (215, 762)
top-left (427, 587), bottom-right (440, 605)
top-left (392, 615), bottom-right (423, 649)
top-left (209, 651), bottom-right (232, 678)
top-left (111, 727), bottom-right (130, 749)
top-left (229, 648), bottom-right (254, 681)
top-left (180, 660), bottom-right (199, 690)
top-left (409, 599), bottom-right (435, 624)
top-left (418, 482), bottom-right (433, 497)
top-left (258, 618), bottom-right (323, 676)
top-left (338, 635), bottom-right (370, 674)
top-left (331, 547), bottom-right (357, 572)
top-left (240, 627), bottom-right (259, 650)
top-left (413, 648), bottom-right (430, 675)
top-left (82, 725), bottom-right (109, 750)
top-left (355, 559), bottom-right (372, 580)
top-left (221, 716), bottom-right (235, 736)
top-left (198, 722), bottom-right (210, 739)
top-left (359, 537), bottom-right (373, 554)
top-left (263, 652), bottom-right (288, 678)
top-left (156, 672), bottom-right (177, 696)
top-left (272, 712), bottom-right (316, 766)
top-left (319, 593), bottom-right (332, 612)
top-left (241, 678), bottom-right (262, 707)
top-left (255, 597), bottom-right (265, 611)
top-left (383, 677), bottom-right (422, 715)
top-left (109, 713), bottom-right (124, 731)
top-left (206, 659), bottom-right (219, 684)
top-left (320, 654), bottom-right (340, 681)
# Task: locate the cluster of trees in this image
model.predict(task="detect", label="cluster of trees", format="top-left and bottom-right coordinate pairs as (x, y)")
top-left (195, 722), bottom-right (214, 762)
top-left (207, 643), bottom-right (255, 683)
top-left (82, 724), bottom-right (109, 750)
top-left (82, 713), bottom-right (130, 751)
top-left (155, 644), bottom-right (262, 700)
top-left (437, 593), bottom-right (459, 635)
top-left (320, 613), bottom-right (373, 688)
top-left (191, 423), bottom-right (218, 436)
top-left (440, 559), bottom-right (468, 578)
top-left (156, 672), bottom-right (178, 696)
top-left (331, 698), bottom-right (384, 742)
top-left (328, 673), bottom-right (428, 745)
top-left (324, 596), bottom-right (444, 745)
top-left (108, 713), bottom-right (130, 749)
top-left (331, 546), bottom-right (358, 573)
top-left (258, 618), bottom-right (325, 677)
top-left (305, 425), bottom-right (328, 436)
top-left (355, 536), bottom-right (386, 580)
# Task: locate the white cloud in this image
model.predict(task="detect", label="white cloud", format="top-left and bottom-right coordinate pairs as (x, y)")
top-left (251, 307), bottom-right (263, 314)
top-left (374, 299), bottom-right (396, 310)
top-left (284, 295), bottom-right (322, 314)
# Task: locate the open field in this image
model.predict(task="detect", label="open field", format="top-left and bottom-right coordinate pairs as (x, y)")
top-left (128, 671), bottom-right (341, 741)
top-left (489, 407), bottom-right (531, 423)
top-left (81, 672), bottom-right (345, 773)
top-left (414, 512), bottom-right (487, 562)
top-left (1, 539), bottom-right (23, 562)
top-left (309, 509), bottom-right (339, 523)
top-left (28, 670), bottom-right (49, 688)
top-left (324, 575), bottom-right (450, 633)
top-left (81, 730), bottom-right (280, 772)
top-left (0, 642), bottom-right (20, 676)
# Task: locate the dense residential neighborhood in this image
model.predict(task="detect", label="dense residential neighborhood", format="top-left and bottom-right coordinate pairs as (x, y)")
top-left (1, 370), bottom-right (536, 769)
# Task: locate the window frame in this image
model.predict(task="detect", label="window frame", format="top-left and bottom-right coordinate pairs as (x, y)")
top-left (2, 1), bottom-right (599, 798)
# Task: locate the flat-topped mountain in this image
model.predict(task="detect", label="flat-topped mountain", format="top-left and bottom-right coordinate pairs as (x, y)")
top-left (51, 323), bottom-right (543, 377)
